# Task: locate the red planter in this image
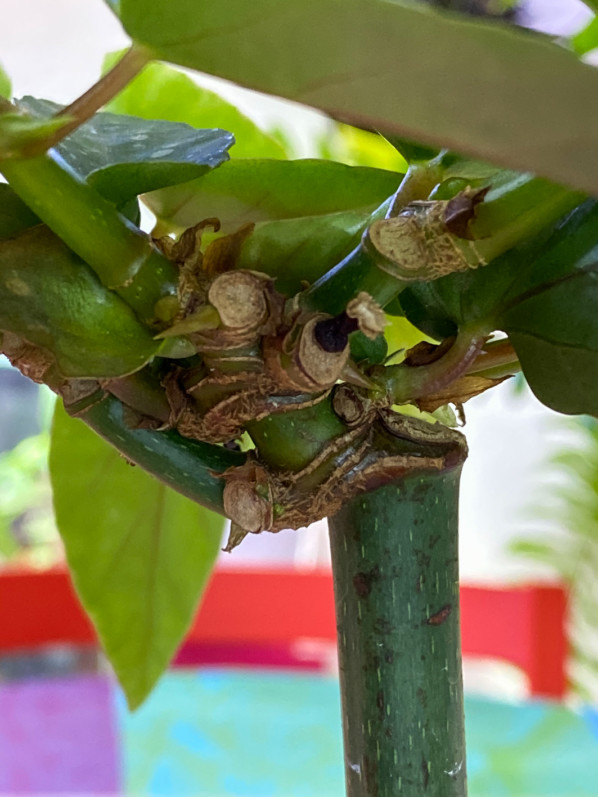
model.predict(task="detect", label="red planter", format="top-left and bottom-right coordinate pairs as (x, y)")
top-left (0, 565), bottom-right (567, 698)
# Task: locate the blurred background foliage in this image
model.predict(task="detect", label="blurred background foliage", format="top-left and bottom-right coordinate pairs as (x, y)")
top-left (0, 363), bottom-right (59, 566)
top-left (512, 416), bottom-right (598, 703)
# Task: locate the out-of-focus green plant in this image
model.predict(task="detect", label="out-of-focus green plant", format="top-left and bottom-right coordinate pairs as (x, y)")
top-left (512, 416), bottom-right (598, 703)
top-left (0, 429), bottom-right (60, 566)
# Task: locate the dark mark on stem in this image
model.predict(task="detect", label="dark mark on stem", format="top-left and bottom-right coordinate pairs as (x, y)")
top-left (428, 533), bottom-right (441, 550)
top-left (426, 603), bottom-right (452, 626)
top-left (353, 564), bottom-right (380, 598)
top-left (422, 756), bottom-right (430, 790)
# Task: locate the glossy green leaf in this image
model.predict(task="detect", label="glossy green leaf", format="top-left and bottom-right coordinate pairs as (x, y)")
top-left (0, 226), bottom-right (158, 377)
top-left (18, 97), bottom-right (233, 204)
top-left (104, 56), bottom-right (287, 160)
top-left (147, 158), bottom-right (401, 232)
top-left (0, 184), bottom-right (39, 241)
top-left (112, 0), bottom-right (598, 194)
top-left (236, 207), bottom-right (382, 295)
top-left (0, 63), bottom-right (10, 99)
top-left (50, 402), bottom-right (224, 708)
top-left (499, 281), bottom-right (598, 416)
top-left (505, 326), bottom-right (598, 417)
top-left (383, 136), bottom-right (441, 164)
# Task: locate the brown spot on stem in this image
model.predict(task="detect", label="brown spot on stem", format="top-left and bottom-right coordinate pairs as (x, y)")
top-left (353, 565), bottom-right (380, 598)
top-left (426, 603), bottom-right (453, 626)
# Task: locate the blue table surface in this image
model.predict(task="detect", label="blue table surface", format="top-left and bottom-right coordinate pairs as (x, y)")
top-left (118, 669), bottom-right (598, 797)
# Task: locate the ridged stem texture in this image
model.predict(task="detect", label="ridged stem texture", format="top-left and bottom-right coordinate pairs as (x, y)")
top-left (329, 466), bottom-right (467, 797)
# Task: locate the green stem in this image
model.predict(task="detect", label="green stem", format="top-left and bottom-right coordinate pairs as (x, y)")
top-left (246, 393), bottom-right (348, 472)
top-left (45, 46), bottom-right (151, 151)
top-left (303, 164), bottom-right (443, 314)
top-left (377, 330), bottom-right (486, 405)
top-left (0, 151), bottom-right (178, 326)
top-left (302, 243), bottom-right (407, 316)
top-left (71, 392), bottom-right (244, 515)
top-left (304, 171), bottom-right (581, 318)
top-left (329, 466), bottom-right (467, 797)
top-left (387, 163), bottom-right (443, 217)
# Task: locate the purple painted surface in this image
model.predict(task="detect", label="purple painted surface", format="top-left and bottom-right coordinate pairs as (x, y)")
top-left (0, 674), bottom-right (120, 794)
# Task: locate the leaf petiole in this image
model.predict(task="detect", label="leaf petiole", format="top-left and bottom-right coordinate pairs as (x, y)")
top-left (35, 45), bottom-right (152, 156)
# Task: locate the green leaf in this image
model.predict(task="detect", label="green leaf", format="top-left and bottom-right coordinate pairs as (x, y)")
top-left (0, 226), bottom-right (158, 378)
top-left (0, 63), bottom-right (10, 99)
top-left (17, 97), bottom-right (233, 205)
top-left (320, 123), bottom-right (407, 171)
top-left (0, 184), bottom-right (40, 241)
top-left (50, 402), bottom-right (224, 709)
top-left (112, 0), bottom-right (598, 194)
top-left (383, 135), bottom-right (441, 164)
top-left (500, 287), bottom-right (598, 417)
top-left (104, 56), bottom-right (287, 160)
top-left (146, 158), bottom-right (401, 232)
top-left (571, 16), bottom-right (598, 56)
top-left (236, 207), bottom-right (383, 295)
top-left (496, 201), bottom-right (598, 416)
